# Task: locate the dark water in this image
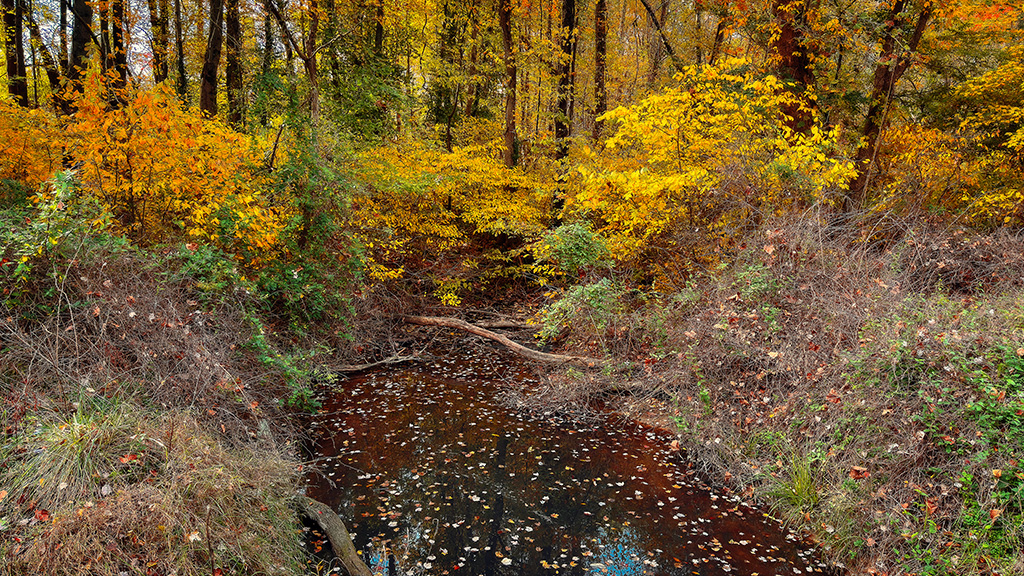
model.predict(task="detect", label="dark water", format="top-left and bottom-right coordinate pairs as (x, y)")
top-left (304, 351), bottom-right (832, 576)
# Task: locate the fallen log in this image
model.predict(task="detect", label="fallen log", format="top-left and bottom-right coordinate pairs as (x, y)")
top-left (299, 496), bottom-right (373, 576)
top-left (336, 354), bottom-right (425, 373)
top-left (402, 315), bottom-right (602, 367)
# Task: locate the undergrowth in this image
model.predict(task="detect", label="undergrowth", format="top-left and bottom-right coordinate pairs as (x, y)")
top-left (0, 173), bottom-right (350, 576)
top-left (530, 216), bottom-right (1024, 576)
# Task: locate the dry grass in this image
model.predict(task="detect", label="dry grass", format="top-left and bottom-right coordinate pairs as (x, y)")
top-left (1, 240), bottom-right (309, 576)
top-left (524, 215), bottom-right (1024, 575)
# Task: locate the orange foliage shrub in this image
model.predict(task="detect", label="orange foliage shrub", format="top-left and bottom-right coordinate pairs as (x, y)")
top-left (0, 98), bottom-right (62, 188)
top-left (66, 71), bottom-right (286, 254)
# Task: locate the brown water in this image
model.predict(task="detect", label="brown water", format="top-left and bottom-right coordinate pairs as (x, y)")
top-left (304, 350), bottom-right (834, 576)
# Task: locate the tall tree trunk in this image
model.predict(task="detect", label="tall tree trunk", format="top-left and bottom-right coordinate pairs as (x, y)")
top-left (499, 0), bottom-right (516, 167)
top-left (174, 0), bottom-right (187, 100)
top-left (637, 0), bottom-right (682, 72)
top-left (708, 15), bottom-right (727, 65)
top-left (68, 0), bottom-right (92, 80)
top-left (554, 0), bottom-right (575, 160)
top-left (24, 10), bottom-right (62, 109)
top-left (265, 0), bottom-right (320, 126)
top-left (147, 0), bottom-right (170, 83)
top-left (99, 1), bottom-right (109, 70)
top-left (3, 0), bottom-right (28, 105)
top-left (303, 0), bottom-right (319, 127)
top-left (771, 0), bottom-right (815, 132)
top-left (199, 0), bottom-right (224, 116)
top-left (59, 0), bottom-right (67, 70)
top-left (464, 1), bottom-right (479, 117)
top-left (373, 0), bottom-right (384, 56)
top-left (225, 0), bottom-right (242, 125)
top-left (110, 0), bottom-right (128, 91)
top-left (846, 0), bottom-right (933, 211)
top-left (593, 0), bottom-right (606, 140)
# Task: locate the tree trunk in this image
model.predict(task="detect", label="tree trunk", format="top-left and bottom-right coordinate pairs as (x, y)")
top-left (373, 0), bottom-right (384, 56)
top-left (225, 0), bottom-right (242, 126)
top-left (110, 0), bottom-right (128, 91)
top-left (303, 0), bottom-right (319, 127)
top-left (24, 10), bottom-right (62, 109)
top-left (174, 0), bottom-right (187, 100)
top-left (68, 0), bottom-right (92, 81)
top-left (708, 15), bottom-right (727, 65)
top-left (499, 0), bottom-right (517, 167)
top-left (846, 0), bottom-right (933, 211)
top-left (554, 0), bottom-right (575, 160)
top-left (771, 0), bottom-right (815, 132)
top-left (645, 0), bottom-right (668, 85)
top-left (637, 0), bottom-right (682, 72)
top-left (3, 0), bottom-right (28, 106)
top-left (60, 0), bottom-right (67, 71)
top-left (593, 0), bottom-right (607, 140)
top-left (199, 0), bottom-right (224, 116)
top-left (147, 0), bottom-right (170, 83)
top-left (464, 1), bottom-right (479, 117)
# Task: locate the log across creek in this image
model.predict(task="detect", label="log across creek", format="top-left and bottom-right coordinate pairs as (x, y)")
top-left (302, 346), bottom-right (836, 575)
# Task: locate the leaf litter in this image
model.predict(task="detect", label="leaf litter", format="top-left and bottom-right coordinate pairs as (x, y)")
top-left (304, 350), bottom-right (832, 575)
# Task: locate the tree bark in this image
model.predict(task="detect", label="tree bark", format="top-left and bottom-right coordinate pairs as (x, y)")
top-left (174, 0), bottom-right (188, 100)
top-left (24, 10), bottom-right (62, 109)
top-left (110, 0), bottom-right (128, 91)
top-left (147, 0), bottom-right (170, 83)
top-left (298, 497), bottom-right (373, 576)
top-left (373, 0), bottom-right (384, 56)
top-left (645, 0), bottom-right (668, 86)
top-left (593, 0), bottom-right (607, 140)
top-left (3, 0), bottom-right (28, 106)
top-left (846, 0), bottom-right (933, 211)
top-left (554, 0), bottom-right (575, 160)
top-left (771, 0), bottom-right (815, 133)
top-left (200, 0), bottom-right (224, 116)
top-left (225, 0), bottom-right (242, 126)
top-left (499, 0), bottom-right (517, 167)
top-left (402, 315), bottom-right (602, 366)
top-left (67, 0), bottom-right (92, 89)
top-left (59, 0), bottom-right (67, 71)
top-left (636, 0), bottom-right (682, 72)
top-left (265, 0), bottom-right (319, 127)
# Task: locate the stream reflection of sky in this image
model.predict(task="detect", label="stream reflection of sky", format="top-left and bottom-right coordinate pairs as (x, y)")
top-left (304, 351), bottom-right (832, 576)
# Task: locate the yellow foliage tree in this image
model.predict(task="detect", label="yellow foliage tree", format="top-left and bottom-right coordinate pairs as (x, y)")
top-left (576, 58), bottom-right (855, 263)
top-left (352, 135), bottom-right (553, 305)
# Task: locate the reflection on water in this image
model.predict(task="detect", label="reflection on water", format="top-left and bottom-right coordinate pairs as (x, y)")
top-left (305, 351), bottom-right (832, 576)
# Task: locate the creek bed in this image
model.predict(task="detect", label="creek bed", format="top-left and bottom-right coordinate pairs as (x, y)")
top-left (304, 349), bottom-right (833, 576)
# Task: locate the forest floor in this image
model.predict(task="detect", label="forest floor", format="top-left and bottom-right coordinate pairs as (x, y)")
top-left (3, 218), bottom-right (1024, 576)
top-left (505, 219), bottom-right (1024, 576)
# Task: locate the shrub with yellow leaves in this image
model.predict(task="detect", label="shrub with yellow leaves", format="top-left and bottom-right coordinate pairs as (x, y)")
top-left (575, 58), bottom-right (855, 264)
top-left (352, 138), bottom-right (553, 305)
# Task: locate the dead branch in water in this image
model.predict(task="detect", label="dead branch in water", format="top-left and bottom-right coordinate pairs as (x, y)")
top-left (299, 496), bottom-right (373, 576)
top-left (336, 354), bottom-right (425, 373)
top-left (401, 315), bottom-right (602, 366)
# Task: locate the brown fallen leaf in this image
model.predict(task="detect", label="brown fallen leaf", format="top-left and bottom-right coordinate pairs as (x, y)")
top-left (850, 466), bottom-right (870, 480)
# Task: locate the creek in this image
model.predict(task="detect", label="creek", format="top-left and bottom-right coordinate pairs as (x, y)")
top-left (304, 347), bottom-right (834, 576)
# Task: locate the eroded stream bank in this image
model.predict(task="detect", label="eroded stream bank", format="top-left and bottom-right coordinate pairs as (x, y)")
top-left (304, 348), bottom-right (836, 576)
